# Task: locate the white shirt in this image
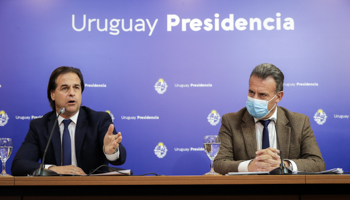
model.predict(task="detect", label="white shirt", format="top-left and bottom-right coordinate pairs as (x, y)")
top-left (46, 110), bottom-right (119, 168)
top-left (238, 107), bottom-right (298, 172)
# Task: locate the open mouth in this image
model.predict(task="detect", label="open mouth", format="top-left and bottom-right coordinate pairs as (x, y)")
top-left (68, 100), bottom-right (76, 104)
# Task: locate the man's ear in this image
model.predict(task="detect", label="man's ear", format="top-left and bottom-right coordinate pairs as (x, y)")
top-left (51, 91), bottom-right (55, 101)
top-left (276, 91), bottom-right (284, 103)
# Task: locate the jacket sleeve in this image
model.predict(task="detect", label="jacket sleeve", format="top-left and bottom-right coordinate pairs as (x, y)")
top-left (290, 116), bottom-right (326, 172)
top-left (11, 122), bottom-right (42, 176)
top-left (213, 114), bottom-right (246, 174)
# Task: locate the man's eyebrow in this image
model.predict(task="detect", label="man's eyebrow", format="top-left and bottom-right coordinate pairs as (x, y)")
top-left (60, 84), bottom-right (68, 88)
top-left (258, 92), bottom-right (268, 96)
top-left (59, 84), bottom-right (81, 88)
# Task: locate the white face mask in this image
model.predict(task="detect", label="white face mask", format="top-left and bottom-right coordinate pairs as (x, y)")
top-left (245, 95), bottom-right (277, 119)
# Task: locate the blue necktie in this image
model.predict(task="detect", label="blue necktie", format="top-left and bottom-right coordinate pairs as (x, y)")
top-left (259, 120), bottom-right (271, 149)
top-left (62, 119), bottom-right (72, 166)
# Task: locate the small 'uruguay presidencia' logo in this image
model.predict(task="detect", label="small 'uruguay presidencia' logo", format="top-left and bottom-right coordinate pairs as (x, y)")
top-left (0, 110), bottom-right (9, 126)
top-left (154, 78), bottom-right (168, 94)
top-left (154, 142), bottom-right (168, 158)
top-left (314, 109), bottom-right (327, 125)
top-left (207, 110), bottom-right (221, 126)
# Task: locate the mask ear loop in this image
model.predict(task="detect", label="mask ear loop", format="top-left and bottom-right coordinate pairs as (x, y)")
top-left (267, 94), bottom-right (277, 103)
top-left (259, 95), bottom-right (277, 119)
top-left (268, 94), bottom-right (278, 111)
top-left (268, 102), bottom-right (277, 112)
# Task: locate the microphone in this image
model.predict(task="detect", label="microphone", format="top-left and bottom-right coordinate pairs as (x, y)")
top-left (33, 108), bottom-right (65, 176)
top-left (269, 118), bottom-right (292, 175)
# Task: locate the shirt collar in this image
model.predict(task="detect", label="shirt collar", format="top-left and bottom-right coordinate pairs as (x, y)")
top-left (57, 110), bottom-right (80, 125)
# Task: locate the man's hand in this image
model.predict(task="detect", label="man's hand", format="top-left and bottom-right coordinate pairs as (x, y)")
top-left (103, 124), bottom-right (122, 155)
top-left (248, 147), bottom-right (281, 172)
top-left (49, 165), bottom-right (86, 175)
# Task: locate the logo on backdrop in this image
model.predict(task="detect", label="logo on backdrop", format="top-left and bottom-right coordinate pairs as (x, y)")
top-left (283, 82), bottom-right (319, 87)
top-left (154, 142), bottom-right (168, 158)
top-left (207, 110), bottom-right (221, 126)
top-left (174, 83), bottom-right (213, 88)
top-left (85, 83), bottom-right (107, 88)
top-left (174, 147), bottom-right (205, 152)
top-left (121, 115), bottom-right (160, 120)
top-left (0, 110), bottom-right (9, 126)
top-left (314, 109), bottom-right (327, 125)
top-left (154, 79), bottom-right (168, 94)
top-left (15, 115), bottom-right (42, 120)
top-left (106, 110), bottom-right (115, 122)
top-left (334, 114), bottom-right (349, 119)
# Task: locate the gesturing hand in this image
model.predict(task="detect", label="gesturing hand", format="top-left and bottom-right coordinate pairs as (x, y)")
top-left (103, 124), bottom-right (122, 155)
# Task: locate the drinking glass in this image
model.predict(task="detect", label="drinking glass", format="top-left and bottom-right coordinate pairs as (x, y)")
top-left (203, 135), bottom-right (221, 175)
top-left (0, 138), bottom-right (13, 176)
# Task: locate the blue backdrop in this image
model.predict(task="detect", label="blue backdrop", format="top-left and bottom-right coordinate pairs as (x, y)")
top-left (1, 0), bottom-right (350, 175)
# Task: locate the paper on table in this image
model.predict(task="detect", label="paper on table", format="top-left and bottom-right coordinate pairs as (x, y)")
top-left (293, 168), bottom-right (343, 175)
top-left (227, 168), bottom-right (344, 175)
top-left (89, 169), bottom-right (132, 176)
top-left (227, 171), bottom-right (269, 175)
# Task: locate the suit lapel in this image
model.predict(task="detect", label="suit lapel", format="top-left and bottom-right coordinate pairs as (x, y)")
top-left (241, 110), bottom-right (257, 158)
top-left (47, 112), bottom-right (62, 166)
top-left (75, 108), bottom-right (87, 165)
top-left (276, 107), bottom-right (291, 159)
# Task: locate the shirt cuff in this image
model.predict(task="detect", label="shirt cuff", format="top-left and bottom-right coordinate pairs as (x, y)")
top-left (104, 147), bottom-right (120, 161)
top-left (238, 160), bottom-right (253, 172)
top-left (45, 164), bottom-right (54, 169)
top-left (285, 159), bottom-right (298, 171)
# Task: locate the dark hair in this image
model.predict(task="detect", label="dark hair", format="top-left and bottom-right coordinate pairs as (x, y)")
top-left (250, 63), bottom-right (284, 93)
top-left (47, 66), bottom-right (84, 110)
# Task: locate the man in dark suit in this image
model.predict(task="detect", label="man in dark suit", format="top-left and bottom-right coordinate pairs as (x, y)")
top-left (11, 66), bottom-right (126, 176)
top-left (214, 63), bottom-right (325, 174)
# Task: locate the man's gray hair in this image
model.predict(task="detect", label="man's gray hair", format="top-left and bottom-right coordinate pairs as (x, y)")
top-left (250, 63), bottom-right (284, 93)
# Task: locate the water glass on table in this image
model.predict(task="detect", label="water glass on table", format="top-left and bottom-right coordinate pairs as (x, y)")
top-left (203, 135), bottom-right (221, 175)
top-left (0, 138), bottom-right (13, 176)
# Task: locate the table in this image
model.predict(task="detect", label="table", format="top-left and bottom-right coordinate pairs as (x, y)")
top-left (1, 175), bottom-right (350, 200)
top-left (0, 176), bottom-right (14, 186)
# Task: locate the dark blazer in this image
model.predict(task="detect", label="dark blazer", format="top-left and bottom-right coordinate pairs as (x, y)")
top-left (213, 106), bottom-right (325, 174)
top-left (11, 106), bottom-right (126, 176)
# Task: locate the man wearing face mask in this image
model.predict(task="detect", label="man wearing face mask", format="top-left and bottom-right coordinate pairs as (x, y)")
top-left (213, 63), bottom-right (325, 174)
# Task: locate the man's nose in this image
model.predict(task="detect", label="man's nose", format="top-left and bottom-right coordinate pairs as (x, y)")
top-left (68, 87), bottom-right (75, 96)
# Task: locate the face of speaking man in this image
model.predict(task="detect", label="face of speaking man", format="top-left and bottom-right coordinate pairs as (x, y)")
top-left (50, 72), bottom-right (82, 119)
top-left (248, 75), bottom-right (284, 120)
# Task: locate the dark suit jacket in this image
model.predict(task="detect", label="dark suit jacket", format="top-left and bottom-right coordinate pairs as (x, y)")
top-left (213, 106), bottom-right (325, 174)
top-left (11, 106), bottom-right (126, 176)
